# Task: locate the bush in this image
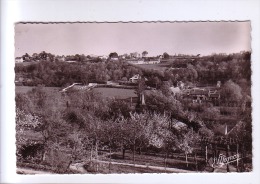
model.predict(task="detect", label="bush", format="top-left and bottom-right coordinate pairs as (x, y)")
top-left (44, 148), bottom-right (72, 173)
top-left (83, 161), bottom-right (100, 173)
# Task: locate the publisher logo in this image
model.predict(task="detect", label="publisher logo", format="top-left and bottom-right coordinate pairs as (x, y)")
top-left (208, 154), bottom-right (241, 168)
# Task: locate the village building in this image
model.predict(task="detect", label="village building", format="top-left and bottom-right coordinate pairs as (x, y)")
top-left (177, 81), bottom-right (185, 90)
top-left (126, 59), bottom-right (145, 65)
top-left (98, 55), bottom-right (108, 60)
top-left (183, 87), bottom-right (221, 104)
top-left (109, 55), bottom-right (119, 61)
top-left (130, 52), bottom-right (141, 59)
top-left (15, 57), bottom-right (24, 63)
top-left (129, 74), bottom-right (141, 83)
top-left (55, 55), bottom-right (66, 62)
top-left (170, 86), bottom-right (181, 98)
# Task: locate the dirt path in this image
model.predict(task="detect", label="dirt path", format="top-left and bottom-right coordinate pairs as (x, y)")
top-left (213, 164), bottom-right (237, 172)
top-left (98, 160), bottom-right (195, 173)
top-left (17, 167), bottom-right (53, 174)
top-left (70, 162), bottom-right (89, 173)
top-left (69, 159), bottom-right (195, 173)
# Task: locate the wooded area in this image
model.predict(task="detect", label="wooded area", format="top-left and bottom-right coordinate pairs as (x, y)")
top-left (15, 51), bottom-right (252, 173)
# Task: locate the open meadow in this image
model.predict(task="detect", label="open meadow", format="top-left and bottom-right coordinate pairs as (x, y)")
top-left (15, 86), bottom-right (61, 94)
top-left (133, 63), bottom-right (169, 72)
top-left (93, 87), bottom-right (137, 99)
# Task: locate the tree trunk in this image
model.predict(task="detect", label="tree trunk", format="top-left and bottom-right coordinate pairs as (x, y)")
top-left (66, 160), bottom-right (72, 172)
top-left (164, 152), bottom-right (168, 172)
top-left (122, 147), bottom-right (125, 159)
top-left (95, 140), bottom-right (99, 172)
top-left (236, 143), bottom-right (239, 172)
top-left (241, 143), bottom-right (245, 171)
top-left (42, 150), bottom-right (46, 162)
top-left (109, 143), bottom-right (111, 173)
top-left (90, 144), bottom-right (93, 161)
top-left (133, 144), bottom-right (136, 166)
top-left (205, 145), bottom-right (208, 163)
top-left (214, 144), bottom-right (217, 158)
top-left (185, 153), bottom-right (188, 168)
top-left (195, 152), bottom-right (198, 171)
top-left (226, 144), bottom-right (230, 172)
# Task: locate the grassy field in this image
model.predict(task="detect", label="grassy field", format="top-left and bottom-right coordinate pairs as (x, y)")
top-left (134, 64), bottom-right (169, 72)
top-left (15, 86), bottom-right (61, 94)
top-left (15, 61), bottom-right (39, 66)
top-left (93, 87), bottom-right (137, 99)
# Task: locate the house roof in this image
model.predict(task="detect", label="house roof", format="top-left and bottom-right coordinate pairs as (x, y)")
top-left (170, 87), bottom-right (181, 94)
top-left (130, 74), bottom-right (140, 80)
top-left (226, 121), bottom-right (245, 137)
top-left (214, 122), bottom-right (243, 137)
top-left (190, 89), bottom-right (209, 95)
top-left (209, 93), bottom-right (220, 98)
top-left (171, 119), bottom-right (187, 130)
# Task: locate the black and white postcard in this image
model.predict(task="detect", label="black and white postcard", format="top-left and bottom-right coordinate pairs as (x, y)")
top-left (14, 21), bottom-right (252, 174)
top-left (1, 0), bottom-right (260, 184)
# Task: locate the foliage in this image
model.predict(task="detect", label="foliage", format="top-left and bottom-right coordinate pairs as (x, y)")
top-left (16, 107), bottom-right (43, 157)
top-left (109, 52), bottom-right (119, 58)
top-left (145, 90), bottom-right (183, 116)
top-left (177, 129), bottom-right (199, 155)
top-left (15, 61), bottom-right (144, 86)
top-left (163, 52), bottom-right (170, 59)
top-left (221, 79), bottom-right (243, 102)
top-left (142, 51), bottom-right (148, 57)
top-left (15, 51), bottom-right (252, 172)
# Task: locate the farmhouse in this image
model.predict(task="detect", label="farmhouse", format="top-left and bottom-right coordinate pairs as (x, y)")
top-left (208, 92), bottom-right (220, 100)
top-left (129, 74), bottom-right (141, 83)
top-left (98, 55), bottom-right (108, 60)
top-left (130, 52), bottom-right (141, 58)
top-left (126, 59), bottom-right (145, 65)
top-left (15, 57), bottom-right (24, 63)
top-left (143, 60), bottom-right (160, 64)
top-left (189, 89), bottom-right (209, 100)
top-left (55, 55), bottom-right (66, 62)
top-left (183, 87), bottom-right (220, 103)
top-left (126, 58), bottom-right (160, 65)
top-left (143, 57), bottom-right (161, 64)
top-left (110, 57), bottom-right (119, 61)
top-left (170, 86), bottom-right (181, 98)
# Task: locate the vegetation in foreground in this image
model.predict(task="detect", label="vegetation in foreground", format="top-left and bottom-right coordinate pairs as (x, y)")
top-left (15, 52), bottom-right (252, 173)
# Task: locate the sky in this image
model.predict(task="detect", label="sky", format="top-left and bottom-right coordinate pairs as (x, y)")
top-left (15, 22), bottom-right (251, 57)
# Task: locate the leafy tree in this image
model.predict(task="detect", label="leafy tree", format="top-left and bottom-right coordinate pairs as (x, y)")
top-left (100, 119), bottom-right (123, 171)
top-left (163, 52), bottom-right (170, 59)
top-left (153, 76), bottom-right (161, 88)
top-left (198, 125), bottom-right (214, 139)
top-left (202, 107), bottom-right (220, 120)
top-left (125, 113), bottom-right (148, 165)
top-left (108, 99), bottom-right (134, 119)
top-left (135, 77), bottom-right (147, 111)
top-left (160, 81), bottom-right (172, 97)
top-left (16, 107), bottom-right (43, 160)
top-left (109, 52), bottom-right (119, 58)
top-left (177, 129), bottom-right (200, 167)
top-left (145, 90), bottom-right (183, 116)
top-left (221, 80), bottom-right (243, 102)
top-left (39, 51), bottom-right (47, 60)
top-left (22, 53), bottom-right (31, 61)
top-left (142, 51), bottom-right (148, 57)
top-left (145, 113), bottom-right (178, 169)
